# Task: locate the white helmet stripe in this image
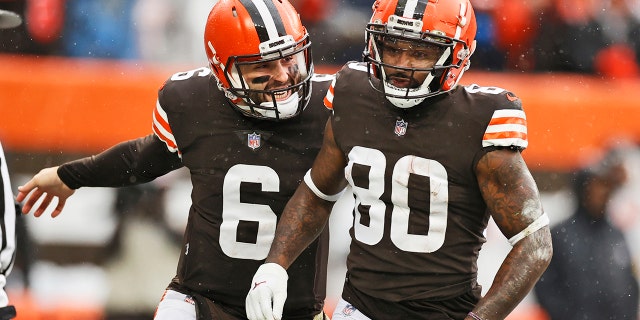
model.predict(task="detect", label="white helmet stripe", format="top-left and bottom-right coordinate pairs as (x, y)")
top-left (250, 0), bottom-right (281, 40)
top-left (455, 2), bottom-right (468, 39)
top-left (395, 0), bottom-right (427, 19)
top-left (402, 0), bottom-right (419, 17)
top-left (437, 48), bottom-right (451, 66)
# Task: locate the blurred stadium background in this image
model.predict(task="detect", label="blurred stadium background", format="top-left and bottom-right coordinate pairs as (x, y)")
top-left (1, 0), bottom-right (640, 319)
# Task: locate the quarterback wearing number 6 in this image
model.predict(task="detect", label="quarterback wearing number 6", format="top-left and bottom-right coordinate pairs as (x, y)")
top-left (246, 0), bottom-right (553, 319)
top-left (17, 0), bottom-right (334, 319)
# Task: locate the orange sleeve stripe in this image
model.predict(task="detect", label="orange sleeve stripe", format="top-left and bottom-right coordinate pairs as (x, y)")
top-left (152, 122), bottom-right (178, 150)
top-left (154, 107), bottom-right (172, 132)
top-left (489, 116), bottom-right (527, 126)
top-left (324, 83), bottom-right (335, 109)
top-left (323, 95), bottom-right (333, 109)
top-left (483, 131), bottom-right (528, 141)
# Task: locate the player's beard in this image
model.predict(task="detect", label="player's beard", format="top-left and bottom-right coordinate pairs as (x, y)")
top-left (385, 71), bottom-right (423, 89)
top-left (248, 67), bottom-right (302, 105)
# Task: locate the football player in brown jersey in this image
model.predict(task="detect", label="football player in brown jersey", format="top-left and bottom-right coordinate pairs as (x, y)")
top-left (246, 0), bottom-right (553, 319)
top-left (16, 0), bottom-right (335, 319)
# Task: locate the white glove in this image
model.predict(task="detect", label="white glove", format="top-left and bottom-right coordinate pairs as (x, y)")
top-left (246, 263), bottom-right (288, 320)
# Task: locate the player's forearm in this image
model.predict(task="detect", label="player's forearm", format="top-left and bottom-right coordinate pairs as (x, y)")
top-left (469, 227), bottom-right (552, 320)
top-left (58, 134), bottom-right (181, 189)
top-left (266, 185), bottom-right (333, 269)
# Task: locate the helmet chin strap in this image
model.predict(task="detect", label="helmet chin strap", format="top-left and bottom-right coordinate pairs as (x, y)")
top-left (235, 91), bottom-right (300, 119)
top-left (385, 83), bottom-right (429, 109)
top-left (258, 91), bottom-right (299, 118)
top-left (382, 67), bottom-right (435, 108)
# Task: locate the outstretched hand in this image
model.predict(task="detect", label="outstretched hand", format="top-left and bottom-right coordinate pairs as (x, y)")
top-left (16, 166), bottom-right (75, 218)
top-left (246, 263), bottom-right (289, 320)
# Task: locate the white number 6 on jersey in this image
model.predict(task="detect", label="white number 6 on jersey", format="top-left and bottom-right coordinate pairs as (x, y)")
top-left (221, 164), bottom-right (279, 260)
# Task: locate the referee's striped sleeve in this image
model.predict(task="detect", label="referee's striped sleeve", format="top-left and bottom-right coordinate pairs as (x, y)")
top-left (0, 142), bottom-right (16, 278)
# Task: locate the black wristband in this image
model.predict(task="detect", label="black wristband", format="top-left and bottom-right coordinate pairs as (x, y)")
top-left (0, 306), bottom-right (16, 320)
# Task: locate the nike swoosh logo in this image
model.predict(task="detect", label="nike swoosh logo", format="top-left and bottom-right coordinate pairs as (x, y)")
top-left (253, 281), bottom-right (266, 290)
top-left (506, 93), bottom-right (519, 102)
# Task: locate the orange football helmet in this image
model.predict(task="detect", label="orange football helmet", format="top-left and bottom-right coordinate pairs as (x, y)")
top-left (363, 0), bottom-right (477, 108)
top-left (204, 0), bottom-right (313, 120)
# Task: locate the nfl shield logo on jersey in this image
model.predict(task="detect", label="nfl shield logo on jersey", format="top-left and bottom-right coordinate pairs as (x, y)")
top-left (394, 119), bottom-right (408, 136)
top-left (341, 303), bottom-right (356, 316)
top-left (248, 132), bottom-right (261, 150)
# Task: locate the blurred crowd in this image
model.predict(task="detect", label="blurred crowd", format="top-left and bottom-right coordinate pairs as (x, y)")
top-left (472, 0), bottom-right (640, 77)
top-left (1, 0), bottom-right (639, 77)
top-left (0, 0), bottom-right (210, 64)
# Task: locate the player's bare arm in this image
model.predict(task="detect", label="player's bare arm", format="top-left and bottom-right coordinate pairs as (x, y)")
top-left (266, 120), bottom-right (348, 269)
top-left (247, 121), bottom-right (346, 320)
top-left (470, 149), bottom-right (553, 320)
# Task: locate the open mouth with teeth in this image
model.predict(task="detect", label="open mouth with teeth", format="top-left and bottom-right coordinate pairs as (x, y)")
top-left (272, 89), bottom-right (292, 102)
top-left (258, 85), bottom-right (295, 104)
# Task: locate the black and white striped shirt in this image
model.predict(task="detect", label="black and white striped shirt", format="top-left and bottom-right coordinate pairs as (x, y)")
top-left (0, 142), bottom-right (16, 300)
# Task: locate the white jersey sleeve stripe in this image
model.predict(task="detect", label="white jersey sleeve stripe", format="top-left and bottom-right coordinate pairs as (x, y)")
top-left (152, 100), bottom-right (181, 156)
top-left (492, 109), bottom-right (526, 119)
top-left (483, 138), bottom-right (528, 149)
top-left (484, 123), bottom-right (527, 134)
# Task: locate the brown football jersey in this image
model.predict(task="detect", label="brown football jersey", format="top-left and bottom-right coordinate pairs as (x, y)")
top-left (325, 62), bottom-right (528, 304)
top-left (60, 67), bottom-right (334, 319)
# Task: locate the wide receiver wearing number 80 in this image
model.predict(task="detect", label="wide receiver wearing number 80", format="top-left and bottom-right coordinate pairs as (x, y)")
top-left (16, 0), bottom-right (336, 319)
top-left (246, 0), bottom-right (552, 319)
